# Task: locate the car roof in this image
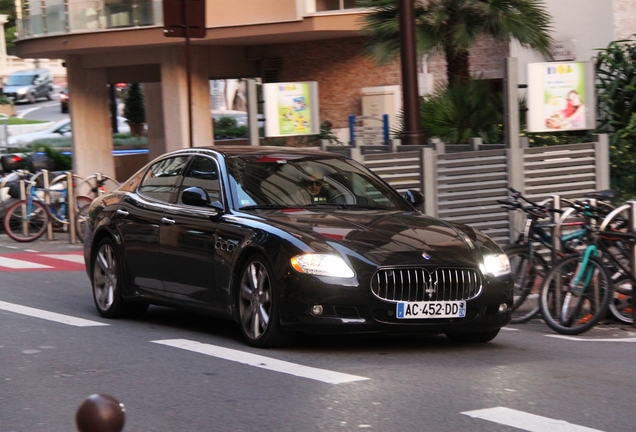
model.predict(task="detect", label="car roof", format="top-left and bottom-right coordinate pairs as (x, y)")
top-left (11, 68), bottom-right (50, 76)
top-left (169, 146), bottom-right (341, 159)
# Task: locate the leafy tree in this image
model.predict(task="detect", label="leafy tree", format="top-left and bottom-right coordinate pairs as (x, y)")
top-left (357, 0), bottom-right (554, 84)
top-left (594, 35), bottom-right (636, 142)
top-left (123, 83), bottom-right (145, 124)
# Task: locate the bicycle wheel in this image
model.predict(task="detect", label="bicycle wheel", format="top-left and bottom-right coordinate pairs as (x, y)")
top-left (609, 277), bottom-right (633, 324)
top-left (75, 198), bottom-right (93, 242)
top-left (3, 200), bottom-right (49, 242)
top-left (540, 253), bottom-right (612, 335)
top-left (504, 245), bottom-right (548, 324)
top-left (74, 174), bottom-right (120, 202)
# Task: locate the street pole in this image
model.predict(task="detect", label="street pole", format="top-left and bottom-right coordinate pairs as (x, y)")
top-left (398, 0), bottom-right (425, 145)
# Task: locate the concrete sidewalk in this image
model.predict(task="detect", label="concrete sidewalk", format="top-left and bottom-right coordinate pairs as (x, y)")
top-left (0, 230), bottom-right (83, 254)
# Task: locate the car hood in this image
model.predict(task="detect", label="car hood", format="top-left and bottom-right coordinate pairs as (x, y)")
top-left (248, 209), bottom-right (488, 267)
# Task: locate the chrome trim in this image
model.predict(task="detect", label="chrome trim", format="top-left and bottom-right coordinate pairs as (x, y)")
top-left (371, 268), bottom-right (482, 303)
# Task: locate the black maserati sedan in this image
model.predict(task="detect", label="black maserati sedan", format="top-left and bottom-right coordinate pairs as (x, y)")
top-left (83, 146), bottom-right (513, 347)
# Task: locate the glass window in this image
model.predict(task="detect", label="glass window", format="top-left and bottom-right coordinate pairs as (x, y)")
top-left (316, 0), bottom-right (359, 11)
top-left (226, 154), bottom-right (411, 211)
top-left (178, 156), bottom-right (222, 204)
top-left (138, 156), bottom-right (189, 202)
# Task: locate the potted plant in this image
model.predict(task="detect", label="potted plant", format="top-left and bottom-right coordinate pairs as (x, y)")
top-left (0, 95), bottom-right (16, 117)
top-left (123, 83), bottom-right (145, 137)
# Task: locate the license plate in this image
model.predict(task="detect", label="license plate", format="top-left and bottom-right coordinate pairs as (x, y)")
top-left (396, 301), bottom-right (466, 319)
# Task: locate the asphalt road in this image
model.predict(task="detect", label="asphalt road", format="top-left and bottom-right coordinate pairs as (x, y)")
top-left (1, 233), bottom-right (635, 432)
top-left (14, 91), bottom-right (68, 124)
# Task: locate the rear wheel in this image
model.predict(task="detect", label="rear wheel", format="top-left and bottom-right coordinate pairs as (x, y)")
top-left (540, 253), bottom-right (612, 335)
top-left (237, 254), bottom-right (294, 348)
top-left (92, 238), bottom-right (148, 318)
top-left (504, 245), bottom-right (548, 324)
top-left (3, 200), bottom-right (48, 242)
top-left (609, 277), bottom-right (633, 324)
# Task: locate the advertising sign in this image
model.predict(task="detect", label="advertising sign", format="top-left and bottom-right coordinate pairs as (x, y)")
top-left (263, 82), bottom-right (319, 137)
top-left (527, 61), bottom-right (595, 133)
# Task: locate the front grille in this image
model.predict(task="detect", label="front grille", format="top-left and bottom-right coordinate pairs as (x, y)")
top-left (371, 268), bottom-right (482, 302)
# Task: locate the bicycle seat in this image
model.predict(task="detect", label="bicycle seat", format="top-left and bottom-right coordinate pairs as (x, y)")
top-left (583, 189), bottom-right (616, 201)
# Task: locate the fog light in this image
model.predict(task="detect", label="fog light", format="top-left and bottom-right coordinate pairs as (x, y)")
top-left (311, 305), bottom-right (323, 316)
top-left (498, 303), bottom-right (508, 313)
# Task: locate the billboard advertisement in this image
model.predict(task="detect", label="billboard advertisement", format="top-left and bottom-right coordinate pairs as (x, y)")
top-left (527, 61), bottom-right (595, 133)
top-left (263, 82), bottom-right (319, 137)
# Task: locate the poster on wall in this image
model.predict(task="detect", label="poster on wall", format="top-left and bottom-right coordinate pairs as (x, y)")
top-left (263, 82), bottom-right (320, 137)
top-left (527, 61), bottom-right (595, 133)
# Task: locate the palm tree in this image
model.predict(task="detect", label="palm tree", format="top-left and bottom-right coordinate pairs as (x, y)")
top-left (357, 0), bottom-right (554, 84)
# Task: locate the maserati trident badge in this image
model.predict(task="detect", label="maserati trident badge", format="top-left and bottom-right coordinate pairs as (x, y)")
top-left (422, 252), bottom-right (431, 260)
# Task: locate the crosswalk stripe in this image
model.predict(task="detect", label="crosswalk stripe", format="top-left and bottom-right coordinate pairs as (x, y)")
top-left (462, 406), bottom-right (603, 431)
top-left (152, 339), bottom-right (370, 384)
top-left (0, 301), bottom-right (109, 327)
top-left (41, 253), bottom-right (85, 264)
top-left (546, 335), bottom-right (636, 342)
top-left (0, 256), bottom-right (52, 269)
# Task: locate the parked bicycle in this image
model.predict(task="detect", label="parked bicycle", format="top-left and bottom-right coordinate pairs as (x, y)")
top-left (499, 189), bottom-right (588, 323)
top-left (539, 203), bottom-right (635, 334)
top-left (3, 171), bottom-right (88, 242)
top-left (74, 173), bottom-right (120, 241)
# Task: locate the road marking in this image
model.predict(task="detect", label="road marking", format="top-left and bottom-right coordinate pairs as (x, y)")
top-left (152, 339), bottom-right (370, 384)
top-left (42, 253), bottom-right (85, 264)
top-left (0, 301), bottom-right (109, 327)
top-left (500, 326), bottom-right (519, 331)
top-left (0, 256), bottom-right (52, 269)
top-left (462, 407), bottom-right (603, 432)
top-left (546, 335), bottom-right (636, 342)
top-left (16, 107), bottom-right (41, 118)
top-left (0, 252), bottom-right (85, 272)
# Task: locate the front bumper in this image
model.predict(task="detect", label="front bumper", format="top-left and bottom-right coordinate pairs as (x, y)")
top-left (277, 272), bottom-right (513, 335)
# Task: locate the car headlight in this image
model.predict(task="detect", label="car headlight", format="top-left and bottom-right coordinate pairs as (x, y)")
top-left (17, 88), bottom-right (27, 95)
top-left (290, 254), bottom-right (355, 278)
top-left (480, 254), bottom-right (511, 277)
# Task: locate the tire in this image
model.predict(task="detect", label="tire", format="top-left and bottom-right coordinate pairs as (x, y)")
top-left (27, 92), bottom-right (36, 104)
top-left (237, 254), bottom-right (294, 348)
top-left (46, 89), bottom-right (53, 101)
top-left (3, 200), bottom-right (48, 242)
top-left (608, 277), bottom-right (633, 324)
top-left (504, 245), bottom-right (548, 324)
top-left (539, 253), bottom-right (612, 335)
top-left (446, 329), bottom-right (500, 343)
top-left (92, 237), bottom-right (148, 318)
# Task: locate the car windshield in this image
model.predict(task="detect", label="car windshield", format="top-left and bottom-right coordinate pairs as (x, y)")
top-left (6, 75), bottom-right (35, 86)
top-left (226, 154), bottom-right (412, 211)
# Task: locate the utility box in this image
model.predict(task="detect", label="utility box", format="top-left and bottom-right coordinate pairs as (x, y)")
top-left (361, 85), bottom-right (401, 131)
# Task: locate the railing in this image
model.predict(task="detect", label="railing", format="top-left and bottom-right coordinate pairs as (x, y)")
top-left (17, 0), bottom-right (164, 38)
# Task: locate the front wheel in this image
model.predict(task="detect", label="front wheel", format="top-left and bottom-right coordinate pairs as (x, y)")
top-left (3, 200), bottom-right (48, 242)
top-left (92, 238), bottom-right (148, 318)
top-left (539, 253), bottom-right (612, 335)
top-left (504, 245), bottom-right (548, 324)
top-left (609, 277), bottom-right (633, 324)
top-left (237, 254), bottom-right (294, 348)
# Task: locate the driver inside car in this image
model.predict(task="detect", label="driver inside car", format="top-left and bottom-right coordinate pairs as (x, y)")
top-left (296, 176), bottom-right (330, 204)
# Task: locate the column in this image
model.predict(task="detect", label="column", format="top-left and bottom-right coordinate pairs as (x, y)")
top-left (66, 56), bottom-right (115, 179)
top-left (144, 82), bottom-right (166, 161)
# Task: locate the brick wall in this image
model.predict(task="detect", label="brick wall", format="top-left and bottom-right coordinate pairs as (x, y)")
top-left (256, 37), bottom-right (402, 129)
top-left (613, 0), bottom-right (636, 41)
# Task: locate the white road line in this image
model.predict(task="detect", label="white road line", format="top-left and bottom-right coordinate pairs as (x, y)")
top-left (0, 256), bottom-right (52, 269)
top-left (546, 335), bottom-right (636, 342)
top-left (42, 253), bottom-right (85, 264)
top-left (16, 107), bottom-right (41, 118)
top-left (0, 301), bottom-right (109, 327)
top-left (462, 407), bottom-right (603, 432)
top-left (152, 339), bottom-right (370, 384)
top-left (501, 326), bottom-right (519, 331)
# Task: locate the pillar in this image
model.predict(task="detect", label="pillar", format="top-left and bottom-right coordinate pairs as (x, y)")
top-left (66, 56), bottom-right (115, 179)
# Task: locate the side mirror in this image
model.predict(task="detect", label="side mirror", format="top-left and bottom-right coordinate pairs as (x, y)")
top-left (404, 189), bottom-right (424, 208)
top-left (181, 186), bottom-right (223, 211)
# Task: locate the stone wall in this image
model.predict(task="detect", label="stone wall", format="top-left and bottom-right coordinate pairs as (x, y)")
top-left (613, 0), bottom-right (636, 41)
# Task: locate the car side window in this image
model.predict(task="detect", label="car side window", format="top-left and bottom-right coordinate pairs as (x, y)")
top-left (138, 156), bottom-right (189, 202)
top-left (178, 156), bottom-right (222, 205)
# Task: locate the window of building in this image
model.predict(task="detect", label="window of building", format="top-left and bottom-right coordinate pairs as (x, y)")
top-left (315, 0), bottom-right (359, 12)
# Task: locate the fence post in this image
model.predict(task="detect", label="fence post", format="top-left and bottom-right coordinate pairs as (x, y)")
top-left (551, 195), bottom-right (561, 264)
top-left (421, 146), bottom-right (437, 216)
top-left (43, 170), bottom-right (54, 240)
top-left (67, 172), bottom-right (77, 244)
top-left (469, 137), bottom-right (482, 151)
top-left (593, 134), bottom-right (610, 190)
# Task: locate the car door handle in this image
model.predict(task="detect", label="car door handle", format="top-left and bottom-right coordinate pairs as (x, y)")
top-left (116, 209), bottom-right (129, 217)
top-left (161, 217), bottom-right (176, 225)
